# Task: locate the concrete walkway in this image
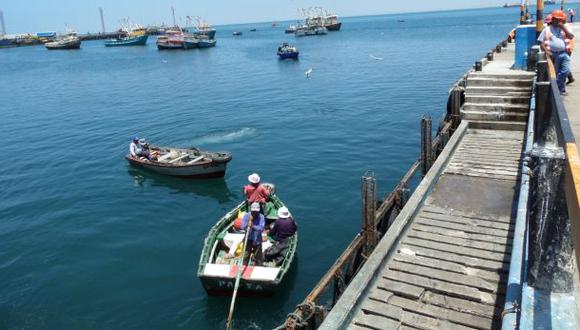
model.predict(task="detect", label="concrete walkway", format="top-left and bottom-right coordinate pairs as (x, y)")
top-left (563, 22), bottom-right (580, 147)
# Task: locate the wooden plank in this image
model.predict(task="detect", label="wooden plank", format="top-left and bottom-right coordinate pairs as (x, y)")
top-left (422, 204), bottom-right (515, 222)
top-left (408, 230), bottom-right (510, 253)
top-left (421, 291), bottom-right (499, 319)
top-left (375, 278), bottom-right (424, 300)
top-left (422, 204), bottom-right (511, 222)
top-left (387, 295), bottom-right (494, 329)
top-left (445, 166), bottom-right (518, 177)
top-left (413, 223), bottom-right (513, 246)
top-left (404, 237), bottom-right (509, 262)
top-left (400, 310), bottom-right (475, 330)
top-left (399, 244), bottom-right (509, 272)
top-left (444, 170), bottom-right (517, 181)
top-left (383, 270), bottom-right (494, 303)
top-left (394, 253), bottom-right (502, 283)
top-left (388, 261), bottom-right (498, 292)
top-left (415, 218), bottom-right (513, 238)
top-left (352, 311), bottom-right (400, 330)
top-left (367, 288), bottom-right (393, 304)
top-left (417, 212), bottom-right (513, 231)
top-left (451, 154), bottom-right (520, 163)
top-left (448, 158), bottom-right (520, 167)
top-left (360, 299), bottom-right (403, 320)
top-left (447, 162), bottom-right (519, 173)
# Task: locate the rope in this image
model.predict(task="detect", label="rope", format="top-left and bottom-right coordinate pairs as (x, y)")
top-left (273, 302), bottom-right (327, 330)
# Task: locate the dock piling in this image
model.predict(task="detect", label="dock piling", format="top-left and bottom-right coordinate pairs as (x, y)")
top-left (421, 116), bottom-right (433, 176)
top-left (361, 171), bottom-right (377, 255)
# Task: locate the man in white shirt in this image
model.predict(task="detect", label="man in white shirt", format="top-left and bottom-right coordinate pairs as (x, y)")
top-left (129, 137), bottom-right (141, 158)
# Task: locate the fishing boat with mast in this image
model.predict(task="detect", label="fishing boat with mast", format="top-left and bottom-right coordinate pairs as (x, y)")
top-left (104, 20), bottom-right (148, 47)
top-left (197, 185), bottom-right (298, 296)
top-left (324, 13), bottom-right (342, 31)
top-left (184, 16), bottom-right (216, 40)
top-left (277, 42), bottom-right (299, 60)
top-left (156, 28), bottom-right (198, 50)
top-left (45, 30), bottom-right (81, 50)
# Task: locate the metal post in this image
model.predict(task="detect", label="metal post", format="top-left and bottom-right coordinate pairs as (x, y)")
top-left (537, 0), bottom-right (545, 37)
top-left (0, 10), bottom-right (6, 36)
top-left (449, 87), bottom-right (462, 129)
top-left (99, 8), bottom-right (105, 34)
top-left (361, 171), bottom-right (377, 256)
top-left (534, 81), bottom-right (551, 143)
top-left (171, 6), bottom-right (176, 27)
top-left (421, 116), bottom-right (433, 176)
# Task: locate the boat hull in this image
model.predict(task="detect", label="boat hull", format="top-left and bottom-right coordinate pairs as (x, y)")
top-left (198, 40), bottom-right (216, 48)
top-left (126, 156), bottom-right (228, 178)
top-left (104, 35), bottom-right (148, 47)
top-left (45, 40), bottom-right (81, 50)
top-left (0, 38), bottom-right (17, 48)
top-left (200, 274), bottom-right (279, 296)
top-left (326, 22), bottom-right (342, 31)
top-left (278, 51), bottom-right (299, 60)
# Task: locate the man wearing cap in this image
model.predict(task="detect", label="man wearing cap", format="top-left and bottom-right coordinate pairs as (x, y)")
top-left (241, 202), bottom-right (266, 266)
top-left (538, 10), bottom-right (576, 95)
top-left (244, 173), bottom-right (271, 206)
top-left (265, 207), bottom-right (297, 264)
top-left (129, 137), bottom-right (141, 158)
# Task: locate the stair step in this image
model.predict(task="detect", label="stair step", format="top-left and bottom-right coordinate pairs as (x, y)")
top-left (465, 86), bottom-right (532, 95)
top-left (467, 77), bottom-right (533, 88)
top-left (462, 102), bottom-right (530, 113)
top-left (461, 110), bottom-right (529, 122)
top-left (469, 72), bottom-right (535, 80)
top-left (464, 94), bottom-right (531, 105)
top-left (467, 120), bottom-right (528, 131)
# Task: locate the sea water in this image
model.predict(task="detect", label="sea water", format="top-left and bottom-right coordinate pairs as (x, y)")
top-left (0, 7), bottom-right (524, 329)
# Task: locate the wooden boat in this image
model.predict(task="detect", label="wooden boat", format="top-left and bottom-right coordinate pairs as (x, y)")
top-left (197, 189), bottom-right (298, 296)
top-left (285, 25), bottom-right (297, 34)
top-left (295, 26), bottom-right (327, 37)
top-left (197, 36), bottom-right (216, 48)
top-left (184, 16), bottom-right (216, 40)
top-left (324, 14), bottom-right (342, 31)
top-left (105, 26), bottom-right (148, 47)
top-left (233, 31), bottom-right (243, 36)
top-left (45, 33), bottom-right (81, 50)
top-left (277, 42), bottom-right (299, 60)
top-left (125, 145), bottom-right (232, 178)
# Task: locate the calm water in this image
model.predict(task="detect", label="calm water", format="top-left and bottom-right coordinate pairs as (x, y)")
top-left (1, 7), bottom-right (521, 329)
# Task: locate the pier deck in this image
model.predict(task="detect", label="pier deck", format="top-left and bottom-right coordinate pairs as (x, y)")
top-left (321, 43), bottom-right (532, 329)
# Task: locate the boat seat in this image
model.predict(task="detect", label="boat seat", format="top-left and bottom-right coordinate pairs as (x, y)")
top-left (187, 155), bottom-right (205, 164)
top-left (158, 153), bottom-right (173, 162)
top-left (169, 154), bottom-right (188, 164)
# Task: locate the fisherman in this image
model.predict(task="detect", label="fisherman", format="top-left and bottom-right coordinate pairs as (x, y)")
top-left (569, 8), bottom-right (575, 23)
top-left (545, 14), bottom-right (576, 85)
top-left (129, 137), bottom-right (141, 158)
top-left (265, 207), bottom-right (297, 265)
top-left (538, 10), bottom-right (575, 95)
top-left (241, 202), bottom-right (265, 266)
top-left (244, 173), bottom-right (271, 208)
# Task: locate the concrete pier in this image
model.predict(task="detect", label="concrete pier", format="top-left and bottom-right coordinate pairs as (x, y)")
top-left (320, 43), bottom-right (535, 329)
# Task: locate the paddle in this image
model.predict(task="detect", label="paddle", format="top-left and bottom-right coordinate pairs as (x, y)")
top-left (226, 216), bottom-right (253, 330)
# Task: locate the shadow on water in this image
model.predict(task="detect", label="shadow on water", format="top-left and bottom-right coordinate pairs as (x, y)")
top-left (127, 167), bottom-right (236, 204)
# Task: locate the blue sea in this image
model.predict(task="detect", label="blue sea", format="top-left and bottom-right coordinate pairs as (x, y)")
top-left (0, 6), bottom-right (530, 329)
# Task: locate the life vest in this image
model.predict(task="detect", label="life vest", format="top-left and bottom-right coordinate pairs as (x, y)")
top-left (544, 27), bottom-right (575, 54)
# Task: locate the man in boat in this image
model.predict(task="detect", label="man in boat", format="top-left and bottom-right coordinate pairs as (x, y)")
top-left (265, 207), bottom-right (297, 265)
top-left (241, 202), bottom-right (266, 266)
top-left (129, 137), bottom-right (142, 158)
top-left (539, 10), bottom-right (576, 95)
top-left (244, 173), bottom-right (271, 211)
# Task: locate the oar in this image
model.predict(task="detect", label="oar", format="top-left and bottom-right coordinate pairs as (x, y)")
top-left (226, 217), bottom-right (252, 330)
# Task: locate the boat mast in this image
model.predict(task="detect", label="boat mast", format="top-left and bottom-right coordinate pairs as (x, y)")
top-left (99, 7), bottom-right (105, 34)
top-left (0, 10), bottom-right (6, 36)
top-left (171, 6), bottom-right (176, 27)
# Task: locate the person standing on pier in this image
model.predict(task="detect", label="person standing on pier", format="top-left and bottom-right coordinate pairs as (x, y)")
top-left (538, 10), bottom-right (576, 95)
top-left (569, 8), bottom-right (575, 23)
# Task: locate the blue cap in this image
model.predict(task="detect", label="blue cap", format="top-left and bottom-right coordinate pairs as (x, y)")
top-left (133, 136), bottom-right (139, 141)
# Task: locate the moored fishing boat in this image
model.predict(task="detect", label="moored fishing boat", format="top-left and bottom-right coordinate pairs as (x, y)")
top-left (197, 188), bottom-right (297, 296)
top-left (125, 145), bottom-right (232, 178)
top-left (295, 25), bottom-right (327, 37)
top-left (197, 36), bottom-right (216, 48)
top-left (45, 32), bottom-right (81, 50)
top-left (104, 24), bottom-right (148, 47)
top-left (184, 16), bottom-right (217, 40)
top-left (285, 25), bottom-right (298, 34)
top-left (277, 42), bottom-right (299, 60)
top-left (0, 37), bottom-right (17, 48)
top-left (324, 14), bottom-right (342, 31)
top-left (156, 30), bottom-right (198, 50)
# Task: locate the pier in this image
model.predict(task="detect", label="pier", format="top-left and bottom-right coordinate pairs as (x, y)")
top-left (279, 20), bottom-right (580, 330)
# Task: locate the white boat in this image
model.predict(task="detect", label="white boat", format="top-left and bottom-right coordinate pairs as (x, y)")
top-left (126, 145), bottom-right (232, 178)
top-left (45, 32), bottom-right (81, 49)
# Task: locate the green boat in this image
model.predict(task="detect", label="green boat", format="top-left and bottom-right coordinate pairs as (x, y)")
top-left (197, 189), bottom-right (297, 296)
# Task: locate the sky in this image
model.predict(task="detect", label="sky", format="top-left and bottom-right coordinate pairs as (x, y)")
top-left (0, 0), bottom-right (540, 34)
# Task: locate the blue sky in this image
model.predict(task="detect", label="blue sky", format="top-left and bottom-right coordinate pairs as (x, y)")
top-left (2, 1), bottom-right (520, 34)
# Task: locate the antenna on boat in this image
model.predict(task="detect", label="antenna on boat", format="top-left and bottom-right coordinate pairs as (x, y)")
top-left (99, 7), bottom-right (105, 34)
top-left (0, 9), bottom-right (6, 36)
top-left (171, 6), bottom-right (176, 27)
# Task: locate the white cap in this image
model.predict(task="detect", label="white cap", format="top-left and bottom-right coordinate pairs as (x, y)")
top-left (277, 207), bottom-right (291, 218)
top-left (250, 202), bottom-right (261, 211)
top-left (248, 173), bottom-right (261, 184)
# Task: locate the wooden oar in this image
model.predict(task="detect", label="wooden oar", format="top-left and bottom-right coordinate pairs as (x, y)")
top-left (226, 218), bottom-right (252, 330)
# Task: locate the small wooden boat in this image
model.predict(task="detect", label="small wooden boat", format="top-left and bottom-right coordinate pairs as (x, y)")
top-left (250, 28), bottom-right (257, 32)
top-left (277, 42), bottom-right (299, 60)
top-left (197, 189), bottom-right (297, 296)
top-left (45, 33), bottom-right (81, 50)
top-left (125, 145), bottom-right (232, 178)
top-left (232, 31), bottom-right (243, 36)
